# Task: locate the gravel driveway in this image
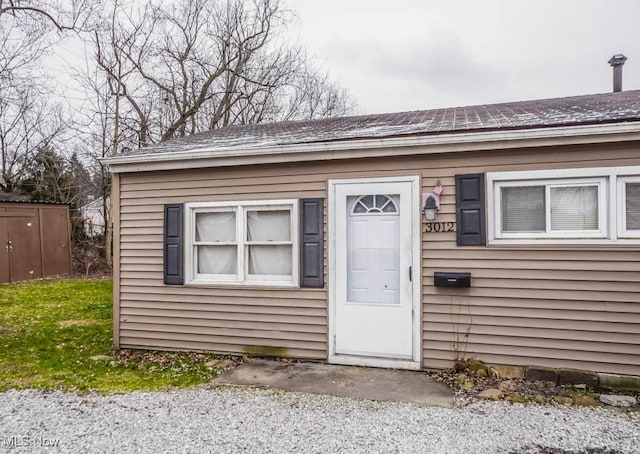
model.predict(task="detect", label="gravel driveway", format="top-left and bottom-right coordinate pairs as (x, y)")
top-left (1, 387), bottom-right (639, 453)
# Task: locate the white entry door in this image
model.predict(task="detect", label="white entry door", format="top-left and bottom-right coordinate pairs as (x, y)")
top-left (329, 177), bottom-right (420, 369)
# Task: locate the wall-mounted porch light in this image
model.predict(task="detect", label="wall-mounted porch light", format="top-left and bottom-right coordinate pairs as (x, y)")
top-left (423, 180), bottom-right (443, 222)
top-left (423, 195), bottom-right (438, 221)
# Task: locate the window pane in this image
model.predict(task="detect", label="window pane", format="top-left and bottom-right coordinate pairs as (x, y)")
top-left (197, 246), bottom-right (237, 274)
top-left (550, 186), bottom-right (598, 231)
top-left (360, 195), bottom-right (373, 209)
top-left (374, 195), bottom-right (388, 208)
top-left (247, 210), bottom-right (291, 241)
top-left (353, 202), bottom-right (367, 213)
top-left (378, 194), bottom-right (398, 213)
top-left (196, 212), bottom-right (235, 242)
top-left (382, 203), bottom-right (396, 213)
top-left (502, 186), bottom-right (545, 232)
top-left (626, 183), bottom-right (640, 230)
top-left (247, 245), bottom-right (292, 276)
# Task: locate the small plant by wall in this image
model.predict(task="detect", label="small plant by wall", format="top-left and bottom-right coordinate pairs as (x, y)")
top-left (449, 294), bottom-right (473, 363)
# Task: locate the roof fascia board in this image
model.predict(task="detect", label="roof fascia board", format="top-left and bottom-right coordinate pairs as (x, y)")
top-left (103, 122), bottom-right (640, 173)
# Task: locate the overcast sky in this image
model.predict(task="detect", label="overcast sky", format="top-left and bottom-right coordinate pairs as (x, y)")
top-left (290, 0), bottom-right (640, 114)
top-left (49, 0), bottom-right (640, 117)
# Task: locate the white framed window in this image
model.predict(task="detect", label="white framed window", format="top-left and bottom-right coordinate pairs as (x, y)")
top-left (487, 166), bottom-right (640, 244)
top-left (185, 200), bottom-right (298, 286)
top-left (495, 177), bottom-right (607, 239)
top-left (618, 176), bottom-right (640, 238)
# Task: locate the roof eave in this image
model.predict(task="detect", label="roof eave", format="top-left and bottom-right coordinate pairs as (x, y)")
top-left (101, 122), bottom-right (640, 173)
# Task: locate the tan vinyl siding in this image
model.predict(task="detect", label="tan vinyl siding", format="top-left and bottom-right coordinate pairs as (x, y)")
top-left (418, 144), bottom-right (640, 375)
top-left (112, 174), bottom-right (121, 348)
top-left (116, 141), bottom-right (640, 375)
top-left (118, 181), bottom-right (328, 358)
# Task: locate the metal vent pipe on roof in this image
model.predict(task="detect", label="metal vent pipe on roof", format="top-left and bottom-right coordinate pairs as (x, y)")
top-left (608, 54), bottom-right (627, 93)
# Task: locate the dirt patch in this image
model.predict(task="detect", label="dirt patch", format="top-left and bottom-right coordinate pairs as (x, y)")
top-left (0, 324), bottom-right (19, 337)
top-left (57, 319), bottom-right (103, 329)
top-left (113, 350), bottom-right (244, 374)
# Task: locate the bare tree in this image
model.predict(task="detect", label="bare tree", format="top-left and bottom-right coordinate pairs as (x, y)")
top-left (0, 0), bottom-right (98, 193)
top-left (281, 68), bottom-right (357, 121)
top-left (0, 0), bottom-right (97, 31)
top-left (73, 0), bottom-right (355, 269)
top-left (90, 0), bottom-right (355, 146)
top-left (71, 58), bottom-right (122, 266)
top-left (0, 87), bottom-right (66, 193)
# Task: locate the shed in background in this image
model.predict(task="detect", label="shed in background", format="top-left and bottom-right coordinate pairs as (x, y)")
top-left (0, 201), bottom-right (72, 284)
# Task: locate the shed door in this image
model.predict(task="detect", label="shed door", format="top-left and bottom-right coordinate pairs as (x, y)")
top-left (0, 219), bottom-right (9, 283)
top-left (40, 208), bottom-right (71, 276)
top-left (8, 216), bottom-right (42, 282)
top-left (331, 179), bottom-right (420, 368)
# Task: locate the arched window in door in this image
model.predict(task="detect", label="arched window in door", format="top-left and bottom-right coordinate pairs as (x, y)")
top-left (351, 194), bottom-right (398, 215)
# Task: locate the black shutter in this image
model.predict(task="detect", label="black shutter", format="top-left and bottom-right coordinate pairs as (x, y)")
top-left (456, 174), bottom-right (486, 246)
top-left (164, 203), bottom-right (184, 285)
top-left (300, 198), bottom-right (324, 288)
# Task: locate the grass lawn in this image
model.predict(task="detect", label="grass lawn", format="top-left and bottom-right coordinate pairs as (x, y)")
top-left (0, 279), bottom-right (227, 393)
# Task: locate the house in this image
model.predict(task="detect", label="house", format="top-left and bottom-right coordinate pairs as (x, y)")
top-left (80, 197), bottom-right (108, 237)
top-left (103, 89), bottom-right (640, 378)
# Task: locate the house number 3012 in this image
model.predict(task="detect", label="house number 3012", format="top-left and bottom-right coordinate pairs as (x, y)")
top-left (425, 222), bottom-right (456, 232)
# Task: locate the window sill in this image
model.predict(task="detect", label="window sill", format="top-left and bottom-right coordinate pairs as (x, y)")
top-left (488, 238), bottom-right (640, 247)
top-left (184, 280), bottom-right (312, 290)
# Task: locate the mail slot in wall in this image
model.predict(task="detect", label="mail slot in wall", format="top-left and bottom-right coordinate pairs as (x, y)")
top-left (434, 272), bottom-right (471, 288)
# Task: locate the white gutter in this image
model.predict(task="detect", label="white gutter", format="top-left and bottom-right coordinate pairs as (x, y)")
top-left (102, 122), bottom-right (640, 173)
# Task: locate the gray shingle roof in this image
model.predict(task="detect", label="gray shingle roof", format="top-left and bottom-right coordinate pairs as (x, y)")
top-left (0, 198), bottom-right (67, 205)
top-left (127, 90), bottom-right (640, 156)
